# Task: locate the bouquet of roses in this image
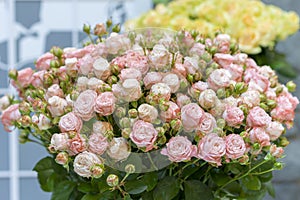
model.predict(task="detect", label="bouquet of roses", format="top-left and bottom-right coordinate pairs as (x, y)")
top-left (0, 21), bottom-right (298, 200)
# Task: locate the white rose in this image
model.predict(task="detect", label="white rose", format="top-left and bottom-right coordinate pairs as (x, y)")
top-left (93, 57), bottom-right (111, 81)
top-left (266, 121), bottom-right (284, 141)
top-left (49, 133), bottom-right (69, 151)
top-left (107, 137), bottom-right (130, 161)
top-left (162, 73), bottom-right (180, 93)
top-left (198, 89), bottom-right (218, 110)
top-left (73, 151), bottom-right (102, 178)
top-left (88, 77), bottom-right (104, 91)
top-left (138, 104), bottom-right (158, 123)
top-left (47, 96), bottom-right (68, 117)
top-left (76, 76), bottom-right (89, 92)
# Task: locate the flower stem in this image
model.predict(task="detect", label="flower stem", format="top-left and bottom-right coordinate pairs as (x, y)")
top-left (147, 153), bottom-right (158, 171)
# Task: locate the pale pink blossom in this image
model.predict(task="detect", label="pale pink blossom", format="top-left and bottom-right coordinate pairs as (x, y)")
top-left (209, 101), bottom-right (226, 117)
top-left (119, 68), bottom-right (142, 82)
top-left (181, 103), bottom-right (204, 132)
top-left (223, 106), bottom-right (244, 127)
top-left (49, 133), bottom-right (69, 152)
top-left (233, 53), bottom-right (248, 64)
top-left (149, 83), bottom-right (171, 103)
top-left (78, 54), bottom-right (94, 75)
top-left (190, 43), bottom-right (206, 56)
top-left (31, 70), bottom-right (45, 88)
top-left (198, 89), bottom-right (218, 110)
top-left (76, 76), bottom-right (89, 92)
top-left (87, 77), bottom-right (103, 91)
top-left (247, 106), bottom-right (271, 127)
top-left (45, 84), bottom-right (64, 100)
top-left (74, 90), bottom-right (97, 121)
top-left (183, 56), bottom-right (199, 75)
top-left (148, 44), bottom-right (170, 70)
top-left (197, 133), bottom-right (226, 166)
top-left (64, 44), bottom-right (94, 58)
top-left (176, 94), bottom-right (191, 108)
top-left (213, 53), bottom-right (234, 67)
top-left (265, 88), bottom-right (277, 100)
top-left (130, 120), bottom-right (158, 151)
top-left (198, 112), bottom-right (217, 134)
top-left (88, 133), bottom-right (109, 155)
top-left (59, 112), bottom-right (82, 133)
top-left (225, 134), bottom-right (246, 159)
top-left (47, 96), bottom-right (68, 117)
top-left (207, 69), bottom-right (232, 91)
top-left (107, 137), bottom-right (130, 161)
top-left (13, 68), bottom-right (34, 88)
top-left (73, 151), bottom-right (102, 178)
top-left (223, 63), bottom-right (243, 81)
top-left (172, 63), bottom-right (187, 77)
top-left (162, 73), bottom-right (180, 93)
top-left (270, 144), bottom-right (284, 158)
top-left (160, 101), bottom-right (180, 123)
top-left (91, 43), bottom-right (107, 58)
top-left (222, 96), bottom-right (239, 107)
top-left (214, 34), bottom-right (231, 53)
top-left (68, 134), bottom-right (87, 155)
top-left (0, 95), bottom-right (10, 112)
top-left (161, 136), bottom-right (197, 162)
top-left (105, 32), bottom-right (131, 54)
top-left (95, 92), bottom-right (116, 116)
top-left (93, 121), bottom-right (113, 135)
top-left (32, 114), bottom-right (51, 130)
top-left (64, 57), bottom-right (78, 73)
top-left (244, 68), bottom-right (270, 92)
top-left (188, 81), bottom-right (208, 99)
top-left (240, 90), bottom-right (261, 108)
top-left (258, 66), bottom-right (276, 79)
top-left (93, 57), bottom-right (111, 81)
top-left (138, 104), bottom-right (158, 123)
top-left (113, 79), bottom-right (142, 102)
top-left (35, 52), bottom-right (54, 70)
top-left (265, 121), bottom-right (284, 141)
top-left (249, 127), bottom-right (270, 147)
top-left (0, 104), bottom-right (21, 132)
top-left (143, 72), bottom-right (163, 89)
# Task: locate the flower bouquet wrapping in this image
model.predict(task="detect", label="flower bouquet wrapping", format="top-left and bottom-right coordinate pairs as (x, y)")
top-left (0, 21), bottom-right (299, 200)
top-left (127, 0), bottom-right (300, 78)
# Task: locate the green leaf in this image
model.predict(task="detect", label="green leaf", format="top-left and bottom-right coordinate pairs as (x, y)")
top-left (81, 194), bottom-right (103, 200)
top-left (241, 175), bottom-right (261, 191)
top-left (141, 191), bottom-right (154, 200)
top-left (124, 180), bottom-right (147, 194)
top-left (258, 171), bottom-right (273, 183)
top-left (184, 180), bottom-right (213, 200)
top-left (33, 157), bottom-right (53, 172)
top-left (142, 172), bottom-right (158, 191)
top-left (51, 180), bottom-right (76, 200)
top-left (33, 157), bottom-right (55, 192)
top-left (265, 181), bottom-right (276, 198)
top-left (153, 176), bottom-right (180, 200)
top-left (210, 168), bottom-right (232, 186)
top-left (78, 182), bottom-right (98, 193)
top-left (223, 180), bottom-right (242, 197)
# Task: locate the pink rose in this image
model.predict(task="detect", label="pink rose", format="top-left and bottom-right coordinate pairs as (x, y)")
top-left (88, 133), bottom-right (109, 155)
top-left (222, 96), bottom-right (239, 107)
top-left (0, 96), bottom-right (10, 112)
top-left (176, 94), bottom-right (191, 108)
top-left (207, 69), bottom-right (232, 91)
top-left (265, 121), bottom-right (284, 141)
top-left (188, 81), bottom-right (208, 99)
top-left (190, 43), bottom-right (206, 56)
top-left (107, 137), bottom-right (130, 161)
top-left (49, 133), bottom-right (69, 152)
top-left (183, 56), bottom-right (199, 75)
top-left (249, 127), bottom-right (270, 147)
top-left (93, 57), bottom-right (111, 81)
top-left (149, 83), bottom-right (171, 103)
top-left (13, 68), bottom-right (34, 88)
top-left (88, 77), bottom-right (103, 91)
top-left (68, 134), bottom-right (87, 156)
top-left (1, 104), bottom-right (21, 132)
top-left (35, 52), bottom-right (54, 70)
top-left (91, 43), bottom-right (107, 58)
top-left (148, 44), bottom-right (170, 70)
top-left (78, 54), bottom-right (94, 75)
top-left (270, 144), bottom-right (284, 158)
top-left (105, 32), bottom-right (131, 54)
top-left (74, 90), bottom-right (97, 121)
top-left (113, 79), bottom-right (142, 102)
top-left (223, 64), bottom-right (243, 81)
top-left (233, 53), bottom-right (248, 65)
top-left (130, 120), bottom-right (158, 152)
top-left (214, 34), bottom-right (231, 53)
top-left (172, 63), bottom-right (187, 77)
top-left (143, 72), bottom-right (163, 89)
top-left (45, 84), bottom-right (64, 100)
top-left (225, 134), bottom-right (246, 159)
top-left (258, 66), bottom-right (276, 79)
top-left (31, 70), bottom-right (45, 88)
top-left (197, 133), bottom-right (226, 166)
top-left (64, 57), bottom-right (78, 73)
top-left (73, 151), bottom-right (102, 178)
top-left (95, 92), bottom-right (116, 116)
top-left (160, 101), bottom-right (180, 123)
top-left (119, 68), bottom-right (142, 82)
top-left (76, 77), bottom-right (89, 92)
top-left (138, 104), bottom-right (158, 123)
top-left (162, 73), bottom-right (180, 93)
top-left (198, 89), bottom-right (218, 110)
top-left (47, 96), bottom-right (68, 117)
top-left (213, 53), bottom-right (234, 68)
top-left (31, 114), bottom-right (51, 130)
top-left (64, 44), bottom-right (94, 58)
top-left (181, 103), bottom-right (204, 132)
top-left (198, 112), bottom-right (217, 134)
top-left (161, 136), bottom-right (197, 162)
top-left (240, 90), bottom-right (260, 108)
top-left (59, 112), bottom-right (83, 133)
top-left (222, 106), bottom-right (244, 127)
top-left (247, 106), bottom-right (271, 127)
top-left (244, 68), bottom-right (270, 92)
top-left (209, 101), bottom-right (226, 118)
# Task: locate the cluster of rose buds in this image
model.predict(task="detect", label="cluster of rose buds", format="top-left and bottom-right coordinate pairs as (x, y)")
top-left (0, 22), bottom-right (298, 178)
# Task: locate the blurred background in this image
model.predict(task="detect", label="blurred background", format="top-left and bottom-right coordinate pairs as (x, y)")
top-left (0, 0), bottom-right (299, 199)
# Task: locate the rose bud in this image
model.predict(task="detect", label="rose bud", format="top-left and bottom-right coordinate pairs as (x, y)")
top-left (125, 164), bottom-right (135, 174)
top-left (270, 144), bottom-right (284, 158)
top-left (94, 23), bottom-right (106, 35)
top-left (91, 165), bottom-right (105, 178)
top-left (286, 81), bottom-right (296, 92)
top-left (55, 152), bottom-right (69, 166)
top-left (106, 174), bottom-right (119, 187)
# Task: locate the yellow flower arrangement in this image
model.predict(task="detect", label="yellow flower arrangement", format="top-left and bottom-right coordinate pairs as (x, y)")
top-left (126, 0), bottom-right (299, 54)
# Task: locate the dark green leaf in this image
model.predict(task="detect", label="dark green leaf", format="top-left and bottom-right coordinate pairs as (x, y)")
top-left (223, 180), bottom-right (242, 197)
top-left (265, 181), bottom-right (276, 198)
top-left (124, 180), bottom-right (147, 194)
top-left (181, 164), bottom-right (202, 178)
top-left (153, 176), bottom-right (180, 200)
top-left (33, 157), bottom-right (56, 192)
top-left (258, 171), bottom-right (273, 183)
top-left (124, 194), bottom-right (133, 200)
top-left (33, 157), bottom-right (53, 172)
top-left (78, 182), bottom-right (98, 193)
top-left (241, 175), bottom-right (261, 191)
top-left (98, 179), bottom-right (110, 193)
top-left (51, 180), bottom-right (76, 200)
top-left (210, 168), bottom-right (232, 186)
top-left (81, 194), bottom-right (103, 200)
top-left (142, 172), bottom-right (158, 191)
top-left (141, 191), bottom-right (154, 200)
top-left (184, 180), bottom-right (213, 200)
